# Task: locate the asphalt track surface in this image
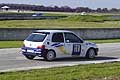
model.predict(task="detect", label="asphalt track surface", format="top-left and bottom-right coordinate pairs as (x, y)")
top-left (0, 43), bottom-right (120, 72)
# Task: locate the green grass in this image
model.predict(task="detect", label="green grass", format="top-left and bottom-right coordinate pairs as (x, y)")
top-left (0, 39), bottom-right (120, 48)
top-left (0, 15), bottom-right (120, 28)
top-left (1, 62), bottom-right (120, 80)
top-left (0, 41), bottom-right (23, 48)
top-left (0, 20), bottom-right (120, 28)
top-left (60, 15), bottom-right (106, 22)
top-left (87, 39), bottom-right (120, 43)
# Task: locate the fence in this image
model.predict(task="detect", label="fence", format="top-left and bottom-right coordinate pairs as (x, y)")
top-left (0, 28), bottom-right (120, 40)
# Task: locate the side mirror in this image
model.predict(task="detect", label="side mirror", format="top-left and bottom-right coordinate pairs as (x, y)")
top-left (81, 40), bottom-right (84, 43)
top-left (47, 42), bottom-right (50, 45)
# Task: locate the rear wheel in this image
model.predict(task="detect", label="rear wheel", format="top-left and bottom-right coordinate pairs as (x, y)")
top-left (24, 55), bottom-right (35, 60)
top-left (86, 48), bottom-right (96, 59)
top-left (44, 50), bottom-right (56, 61)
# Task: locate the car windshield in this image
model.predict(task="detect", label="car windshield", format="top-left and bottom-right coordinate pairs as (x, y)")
top-left (26, 33), bottom-right (47, 42)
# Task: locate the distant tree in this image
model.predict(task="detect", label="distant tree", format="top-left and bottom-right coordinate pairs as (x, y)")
top-left (102, 8), bottom-right (109, 13)
top-left (60, 6), bottom-right (72, 12)
top-left (75, 7), bottom-right (92, 13)
top-left (96, 8), bottom-right (102, 12)
top-left (2, 3), bottom-right (116, 13)
top-left (110, 8), bottom-right (119, 12)
top-left (53, 6), bottom-right (60, 11)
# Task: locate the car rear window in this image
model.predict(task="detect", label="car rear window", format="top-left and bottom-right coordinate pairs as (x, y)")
top-left (26, 33), bottom-right (47, 42)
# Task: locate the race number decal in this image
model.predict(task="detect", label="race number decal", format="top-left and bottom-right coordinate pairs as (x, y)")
top-left (72, 44), bottom-right (81, 55)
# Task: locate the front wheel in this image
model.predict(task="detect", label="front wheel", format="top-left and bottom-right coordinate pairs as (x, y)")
top-left (86, 48), bottom-right (96, 59)
top-left (44, 50), bottom-right (56, 61)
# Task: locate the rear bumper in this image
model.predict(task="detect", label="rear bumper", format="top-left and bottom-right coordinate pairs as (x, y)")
top-left (21, 47), bottom-right (47, 57)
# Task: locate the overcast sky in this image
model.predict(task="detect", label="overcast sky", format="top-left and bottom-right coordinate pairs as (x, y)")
top-left (0, 0), bottom-right (119, 9)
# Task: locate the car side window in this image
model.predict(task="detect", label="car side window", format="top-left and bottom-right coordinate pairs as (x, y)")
top-left (52, 33), bottom-right (64, 42)
top-left (64, 33), bottom-right (82, 43)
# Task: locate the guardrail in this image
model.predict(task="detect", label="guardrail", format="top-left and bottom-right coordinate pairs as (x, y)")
top-left (0, 28), bottom-right (120, 40)
top-left (0, 16), bottom-right (67, 20)
top-left (0, 13), bottom-right (67, 20)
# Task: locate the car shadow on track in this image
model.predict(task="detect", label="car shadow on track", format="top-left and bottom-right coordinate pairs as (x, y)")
top-left (34, 56), bottom-right (118, 62)
top-left (53, 56), bottom-right (118, 62)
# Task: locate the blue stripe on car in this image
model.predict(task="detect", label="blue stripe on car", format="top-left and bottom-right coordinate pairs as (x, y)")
top-left (51, 43), bottom-right (63, 47)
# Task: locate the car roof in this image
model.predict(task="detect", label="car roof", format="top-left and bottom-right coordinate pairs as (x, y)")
top-left (34, 30), bottom-right (73, 33)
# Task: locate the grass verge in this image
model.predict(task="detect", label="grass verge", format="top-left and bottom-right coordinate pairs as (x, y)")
top-left (0, 41), bottom-right (22, 48)
top-left (87, 39), bottom-right (120, 44)
top-left (0, 15), bottom-right (120, 28)
top-left (0, 39), bottom-right (120, 48)
top-left (0, 62), bottom-right (120, 80)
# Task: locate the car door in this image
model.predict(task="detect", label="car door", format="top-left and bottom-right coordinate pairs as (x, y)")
top-left (51, 33), bottom-right (66, 55)
top-left (64, 32), bottom-right (83, 56)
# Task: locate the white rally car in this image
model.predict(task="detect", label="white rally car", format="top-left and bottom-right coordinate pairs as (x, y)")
top-left (21, 30), bottom-right (98, 61)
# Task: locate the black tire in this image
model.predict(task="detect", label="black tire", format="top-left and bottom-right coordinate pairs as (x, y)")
top-left (86, 48), bottom-right (96, 59)
top-left (24, 55), bottom-right (35, 60)
top-left (44, 50), bottom-right (56, 61)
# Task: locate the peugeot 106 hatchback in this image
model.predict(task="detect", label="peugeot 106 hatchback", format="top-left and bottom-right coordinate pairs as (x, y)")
top-left (21, 30), bottom-right (98, 61)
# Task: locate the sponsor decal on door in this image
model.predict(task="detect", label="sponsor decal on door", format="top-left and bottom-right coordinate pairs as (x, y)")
top-left (72, 44), bottom-right (81, 55)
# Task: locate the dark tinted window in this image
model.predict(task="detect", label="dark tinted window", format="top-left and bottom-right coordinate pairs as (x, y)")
top-left (65, 33), bottom-right (82, 43)
top-left (52, 33), bottom-right (64, 42)
top-left (26, 33), bottom-right (47, 42)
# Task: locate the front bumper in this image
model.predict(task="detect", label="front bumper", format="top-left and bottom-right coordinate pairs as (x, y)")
top-left (95, 48), bottom-right (99, 55)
